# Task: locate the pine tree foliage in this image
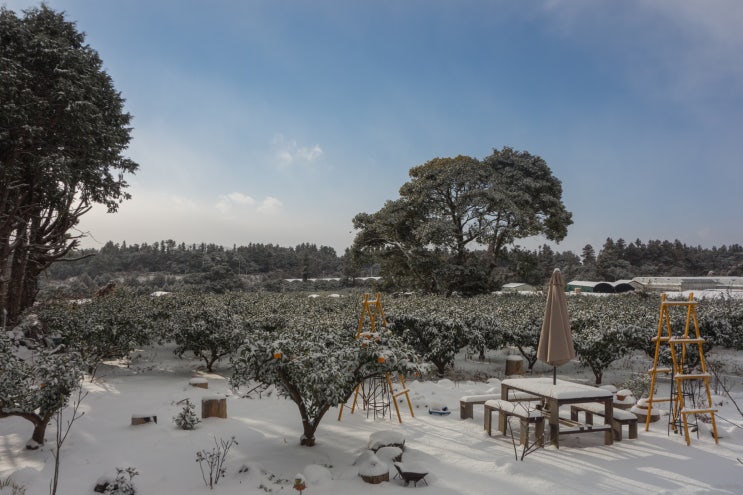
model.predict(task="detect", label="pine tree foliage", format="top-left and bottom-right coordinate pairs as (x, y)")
top-left (0, 5), bottom-right (138, 324)
top-left (173, 399), bottom-right (200, 430)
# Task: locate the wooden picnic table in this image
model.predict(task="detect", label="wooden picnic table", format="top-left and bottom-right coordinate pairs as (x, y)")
top-left (501, 377), bottom-right (614, 448)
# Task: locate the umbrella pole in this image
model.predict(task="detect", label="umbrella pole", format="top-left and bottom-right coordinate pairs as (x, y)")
top-left (553, 366), bottom-right (556, 385)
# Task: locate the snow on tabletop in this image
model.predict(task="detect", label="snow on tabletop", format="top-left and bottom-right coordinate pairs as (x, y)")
top-left (188, 377), bottom-right (208, 384)
top-left (506, 355), bottom-right (523, 361)
top-left (502, 377), bottom-right (613, 399)
top-left (460, 394), bottom-right (501, 402)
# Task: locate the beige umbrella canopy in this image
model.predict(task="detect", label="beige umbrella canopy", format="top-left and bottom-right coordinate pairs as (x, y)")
top-left (537, 268), bottom-right (576, 384)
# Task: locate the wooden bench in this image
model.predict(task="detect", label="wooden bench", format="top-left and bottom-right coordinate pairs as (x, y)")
top-left (484, 399), bottom-right (544, 445)
top-left (460, 391), bottom-right (540, 420)
top-left (570, 403), bottom-right (638, 441)
top-left (485, 399), bottom-right (544, 460)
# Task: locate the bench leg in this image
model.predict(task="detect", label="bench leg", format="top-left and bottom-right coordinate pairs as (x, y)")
top-left (628, 422), bottom-right (638, 440)
top-left (461, 402), bottom-right (473, 420)
top-left (484, 406), bottom-right (492, 434)
top-left (519, 418), bottom-right (529, 445)
top-left (585, 411), bottom-right (594, 425)
top-left (612, 420), bottom-right (622, 441)
top-left (535, 418), bottom-right (545, 447)
top-left (498, 411), bottom-right (508, 436)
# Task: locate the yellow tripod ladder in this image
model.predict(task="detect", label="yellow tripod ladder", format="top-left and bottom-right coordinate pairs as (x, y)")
top-left (338, 293), bottom-right (415, 423)
top-left (645, 293), bottom-right (719, 445)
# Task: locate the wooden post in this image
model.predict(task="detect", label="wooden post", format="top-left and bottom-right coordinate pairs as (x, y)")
top-left (189, 377), bottom-right (208, 389)
top-left (131, 414), bottom-right (157, 425)
top-left (505, 355), bottom-right (524, 376)
top-left (202, 396), bottom-right (227, 419)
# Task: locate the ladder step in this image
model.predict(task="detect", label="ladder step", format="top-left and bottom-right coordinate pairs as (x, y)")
top-left (392, 389), bottom-right (410, 398)
top-left (681, 408), bottom-right (717, 415)
top-left (651, 336), bottom-right (671, 342)
top-left (675, 373), bottom-right (711, 380)
top-left (668, 338), bottom-right (705, 344)
top-left (662, 301), bottom-right (697, 307)
top-left (649, 367), bottom-right (673, 373)
top-left (646, 396), bottom-right (672, 403)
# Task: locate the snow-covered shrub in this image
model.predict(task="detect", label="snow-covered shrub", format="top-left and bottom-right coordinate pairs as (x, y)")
top-left (196, 436), bottom-right (237, 489)
top-left (0, 476), bottom-right (26, 495)
top-left (621, 372), bottom-right (653, 399)
top-left (173, 399), bottom-right (200, 430)
top-left (103, 467), bottom-right (138, 495)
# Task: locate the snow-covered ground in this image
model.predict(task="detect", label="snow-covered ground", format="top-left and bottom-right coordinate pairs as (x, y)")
top-left (2, 344), bottom-right (743, 494)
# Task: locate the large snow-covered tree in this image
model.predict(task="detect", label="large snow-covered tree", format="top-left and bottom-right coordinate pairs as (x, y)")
top-left (352, 148), bottom-right (572, 295)
top-left (0, 5), bottom-right (138, 324)
top-left (230, 295), bottom-right (424, 446)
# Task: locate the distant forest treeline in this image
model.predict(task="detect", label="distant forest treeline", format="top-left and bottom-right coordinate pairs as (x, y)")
top-left (42, 238), bottom-right (743, 297)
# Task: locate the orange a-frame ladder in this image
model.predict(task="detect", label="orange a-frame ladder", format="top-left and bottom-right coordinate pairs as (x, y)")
top-left (338, 293), bottom-right (415, 423)
top-left (645, 293), bottom-right (718, 445)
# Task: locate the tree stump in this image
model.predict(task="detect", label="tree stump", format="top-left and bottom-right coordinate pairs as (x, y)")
top-left (131, 414), bottom-right (157, 425)
top-left (505, 355), bottom-right (524, 376)
top-left (189, 377), bottom-right (208, 389)
top-left (202, 396), bottom-right (227, 419)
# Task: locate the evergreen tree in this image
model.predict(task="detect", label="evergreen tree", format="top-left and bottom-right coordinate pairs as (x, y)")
top-left (0, 6), bottom-right (137, 323)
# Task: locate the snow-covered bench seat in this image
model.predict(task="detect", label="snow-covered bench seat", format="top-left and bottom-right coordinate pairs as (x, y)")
top-left (570, 403), bottom-right (638, 441)
top-left (460, 391), bottom-right (540, 420)
top-left (484, 399), bottom-right (544, 447)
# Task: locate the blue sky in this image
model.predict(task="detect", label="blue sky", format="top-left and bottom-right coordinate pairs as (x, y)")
top-left (5, 0), bottom-right (743, 255)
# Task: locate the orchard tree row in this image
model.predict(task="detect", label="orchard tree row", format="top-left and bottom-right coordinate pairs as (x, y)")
top-left (4, 291), bottom-right (743, 448)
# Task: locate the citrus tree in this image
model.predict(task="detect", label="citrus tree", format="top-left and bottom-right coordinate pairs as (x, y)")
top-left (0, 331), bottom-right (84, 448)
top-left (230, 295), bottom-right (424, 446)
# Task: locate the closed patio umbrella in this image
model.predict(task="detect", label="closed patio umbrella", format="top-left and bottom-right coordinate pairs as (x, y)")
top-left (537, 268), bottom-right (575, 384)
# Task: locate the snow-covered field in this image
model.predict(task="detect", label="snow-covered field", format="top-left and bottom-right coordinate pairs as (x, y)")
top-left (2, 344), bottom-right (743, 495)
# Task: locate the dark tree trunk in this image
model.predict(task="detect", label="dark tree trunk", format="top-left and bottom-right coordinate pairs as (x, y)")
top-left (6, 237), bottom-right (28, 325)
top-left (30, 418), bottom-right (48, 447)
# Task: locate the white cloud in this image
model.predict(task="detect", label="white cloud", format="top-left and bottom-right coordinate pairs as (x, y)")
top-left (272, 134), bottom-right (324, 169)
top-left (257, 196), bottom-right (283, 214)
top-left (226, 192), bottom-right (256, 205)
